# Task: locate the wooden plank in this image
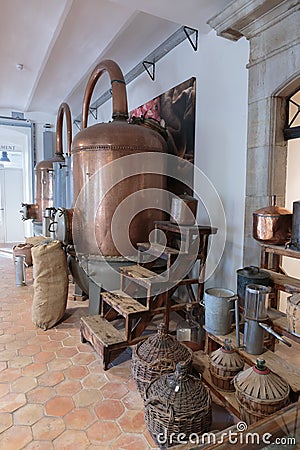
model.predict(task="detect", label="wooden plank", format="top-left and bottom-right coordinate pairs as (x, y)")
top-left (192, 352), bottom-right (240, 418)
top-left (205, 330), bottom-right (300, 394)
top-left (80, 315), bottom-right (126, 346)
top-left (137, 242), bottom-right (180, 256)
top-left (120, 264), bottom-right (165, 288)
top-left (101, 290), bottom-right (148, 317)
top-left (263, 269), bottom-right (300, 293)
top-left (261, 244), bottom-right (300, 260)
top-left (272, 315), bottom-right (300, 345)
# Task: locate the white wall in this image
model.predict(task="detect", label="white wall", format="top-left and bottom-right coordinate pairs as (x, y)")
top-left (85, 30), bottom-right (249, 290)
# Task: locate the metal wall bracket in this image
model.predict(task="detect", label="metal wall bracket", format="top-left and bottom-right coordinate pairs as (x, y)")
top-left (73, 120), bottom-right (81, 131)
top-left (89, 107), bottom-right (98, 120)
top-left (183, 26), bottom-right (198, 51)
top-left (142, 61), bottom-right (155, 81)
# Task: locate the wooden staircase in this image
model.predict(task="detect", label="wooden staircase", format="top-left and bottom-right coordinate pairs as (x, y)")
top-left (80, 222), bottom-right (216, 369)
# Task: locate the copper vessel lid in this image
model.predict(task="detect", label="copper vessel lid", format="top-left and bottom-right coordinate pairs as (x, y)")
top-left (253, 195), bottom-right (292, 217)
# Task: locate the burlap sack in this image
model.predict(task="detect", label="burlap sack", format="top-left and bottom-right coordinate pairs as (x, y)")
top-left (32, 240), bottom-right (69, 330)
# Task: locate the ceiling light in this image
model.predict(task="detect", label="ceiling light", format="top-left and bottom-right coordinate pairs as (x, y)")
top-left (16, 63), bottom-right (24, 71)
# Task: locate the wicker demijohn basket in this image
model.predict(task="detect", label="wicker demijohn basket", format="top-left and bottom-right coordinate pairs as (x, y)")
top-left (132, 323), bottom-right (193, 399)
top-left (234, 359), bottom-right (290, 425)
top-left (209, 339), bottom-right (244, 392)
top-left (144, 361), bottom-right (212, 449)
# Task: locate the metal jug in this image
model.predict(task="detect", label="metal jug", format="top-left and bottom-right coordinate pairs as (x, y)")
top-left (203, 288), bottom-right (237, 335)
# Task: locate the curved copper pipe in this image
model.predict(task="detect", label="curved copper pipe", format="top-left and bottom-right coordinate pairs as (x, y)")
top-left (82, 59), bottom-right (128, 129)
top-left (56, 102), bottom-right (72, 157)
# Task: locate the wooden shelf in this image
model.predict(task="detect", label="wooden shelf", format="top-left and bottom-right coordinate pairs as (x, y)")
top-left (204, 329), bottom-right (300, 396)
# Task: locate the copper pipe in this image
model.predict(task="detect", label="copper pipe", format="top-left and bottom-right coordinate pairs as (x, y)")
top-left (55, 102), bottom-right (72, 157)
top-left (81, 59), bottom-right (128, 129)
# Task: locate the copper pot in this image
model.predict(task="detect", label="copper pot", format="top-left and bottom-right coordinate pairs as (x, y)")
top-left (72, 60), bottom-right (167, 257)
top-left (252, 196), bottom-right (292, 245)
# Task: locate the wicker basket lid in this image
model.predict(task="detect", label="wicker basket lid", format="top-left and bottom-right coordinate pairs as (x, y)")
top-left (209, 339), bottom-right (244, 371)
top-left (234, 359), bottom-right (290, 401)
top-left (136, 323), bottom-right (192, 366)
top-left (146, 361), bottom-right (210, 414)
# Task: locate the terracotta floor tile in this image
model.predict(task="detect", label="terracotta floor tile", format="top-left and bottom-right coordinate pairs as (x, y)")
top-left (86, 421), bottom-right (121, 444)
top-left (53, 429), bottom-right (90, 449)
top-left (0, 361), bottom-right (6, 372)
top-left (26, 386), bottom-right (56, 403)
top-left (0, 367), bottom-right (21, 382)
top-left (47, 358), bottom-right (72, 371)
top-left (41, 341), bottom-right (63, 351)
top-left (0, 349), bottom-right (18, 362)
top-left (49, 331), bottom-right (69, 341)
top-left (94, 399), bottom-right (124, 420)
top-left (45, 396), bottom-right (74, 416)
top-left (72, 352), bottom-right (96, 366)
top-left (143, 428), bottom-right (157, 447)
top-left (5, 325), bottom-right (25, 334)
top-left (77, 343), bottom-right (95, 353)
top-left (32, 416), bottom-right (65, 440)
top-left (22, 361), bottom-right (47, 377)
top-left (87, 360), bottom-right (104, 374)
top-left (105, 365), bottom-right (131, 382)
top-left (55, 379), bottom-right (82, 396)
top-left (122, 389), bottom-right (144, 410)
top-left (0, 383), bottom-right (9, 399)
top-left (111, 434), bottom-right (150, 450)
top-left (56, 347), bottom-right (78, 358)
top-left (38, 371), bottom-right (65, 387)
top-left (64, 365), bottom-right (89, 380)
top-left (19, 344), bottom-right (41, 356)
top-left (0, 411), bottom-right (13, 433)
top-left (64, 407), bottom-right (95, 429)
top-left (118, 409), bottom-right (147, 433)
top-left (33, 351), bottom-right (56, 364)
top-left (62, 336), bottom-right (80, 347)
top-left (82, 373), bottom-right (107, 389)
top-left (0, 424), bottom-right (33, 450)
top-left (11, 376), bottom-right (37, 393)
top-left (73, 389), bottom-right (102, 408)
top-left (14, 403), bottom-right (44, 426)
top-left (9, 355), bottom-right (33, 369)
top-left (25, 440), bottom-right (55, 449)
top-left (0, 393), bottom-right (26, 412)
top-left (100, 381), bottom-right (129, 399)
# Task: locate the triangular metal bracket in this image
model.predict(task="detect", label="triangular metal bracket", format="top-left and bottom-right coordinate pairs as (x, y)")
top-left (183, 26), bottom-right (198, 51)
top-left (73, 119), bottom-right (81, 131)
top-left (89, 107), bottom-right (97, 120)
top-left (142, 61), bottom-right (155, 81)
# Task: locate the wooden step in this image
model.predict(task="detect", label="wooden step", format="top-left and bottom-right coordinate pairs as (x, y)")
top-left (137, 242), bottom-right (180, 258)
top-left (101, 290), bottom-right (148, 317)
top-left (80, 315), bottom-right (127, 370)
top-left (120, 264), bottom-right (166, 288)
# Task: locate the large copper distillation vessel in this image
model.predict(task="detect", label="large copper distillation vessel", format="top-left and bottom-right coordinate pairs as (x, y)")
top-left (68, 59), bottom-right (168, 298)
top-left (21, 102), bottom-right (72, 226)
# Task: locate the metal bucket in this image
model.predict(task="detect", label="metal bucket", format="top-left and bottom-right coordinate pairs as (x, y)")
top-left (204, 288), bottom-right (237, 336)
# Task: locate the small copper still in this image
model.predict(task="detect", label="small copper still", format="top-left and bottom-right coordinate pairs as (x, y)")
top-left (252, 195), bottom-right (292, 245)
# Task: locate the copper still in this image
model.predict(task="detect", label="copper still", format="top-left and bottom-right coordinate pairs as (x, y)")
top-left (21, 102), bottom-right (72, 223)
top-left (252, 195), bottom-right (292, 245)
top-left (71, 60), bottom-right (167, 258)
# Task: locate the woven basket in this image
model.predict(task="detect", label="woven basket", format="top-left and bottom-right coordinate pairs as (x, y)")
top-left (132, 324), bottom-right (193, 399)
top-left (209, 339), bottom-right (244, 392)
top-left (144, 361), bottom-right (212, 449)
top-left (234, 359), bottom-right (290, 425)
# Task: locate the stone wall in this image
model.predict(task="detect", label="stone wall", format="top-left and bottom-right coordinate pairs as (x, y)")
top-left (208, 0), bottom-right (300, 265)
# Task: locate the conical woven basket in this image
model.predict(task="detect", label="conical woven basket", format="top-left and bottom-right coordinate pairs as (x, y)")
top-left (132, 324), bottom-right (193, 399)
top-left (144, 361), bottom-right (211, 449)
top-left (209, 339), bottom-right (244, 392)
top-left (234, 359), bottom-right (290, 425)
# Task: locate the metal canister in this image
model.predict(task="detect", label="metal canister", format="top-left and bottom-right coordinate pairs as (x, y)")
top-left (15, 254), bottom-right (26, 286)
top-left (204, 288), bottom-right (237, 335)
top-left (237, 266), bottom-right (270, 307)
top-left (290, 200), bottom-right (300, 250)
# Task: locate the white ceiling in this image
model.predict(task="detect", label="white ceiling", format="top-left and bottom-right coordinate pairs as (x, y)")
top-left (0, 0), bottom-right (230, 117)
